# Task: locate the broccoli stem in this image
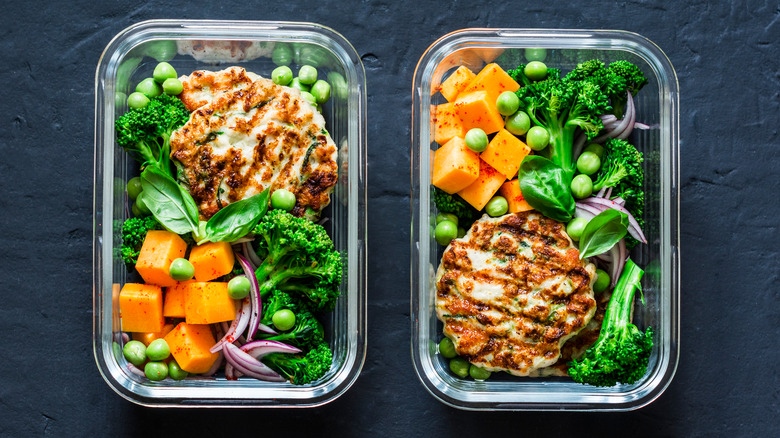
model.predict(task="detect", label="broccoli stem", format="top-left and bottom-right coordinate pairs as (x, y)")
top-left (600, 259), bottom-right (644, 337)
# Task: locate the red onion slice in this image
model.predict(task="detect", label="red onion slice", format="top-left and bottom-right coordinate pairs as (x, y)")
top-left (223, 343), bottom-right (286, 382)
top-left (236, 252), bottom-right (262, 340)
top-left (210, 297), bottom-right (251, 353)
top-left (579, 197), bottom-right (646, 243)
top-left (242, 241), bottom-right (263, 269)
top-left (256, 323), bottom-right (278, 335)
top-left (616, 94), bottom-right (636, 140)
top-left (610, 239), bottom-right (628, 288)
top-left (240, 340), bottom-right (301, 359)
top-left (593, 91), bottom-right (634, 143)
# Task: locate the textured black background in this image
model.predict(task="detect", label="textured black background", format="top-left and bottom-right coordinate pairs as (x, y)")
top-left (1, 0), bottom-right (778, 436)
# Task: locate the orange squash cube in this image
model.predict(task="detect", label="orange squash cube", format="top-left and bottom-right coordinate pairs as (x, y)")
top-left (474, 48), bottom-right (504, 63)
top-left (189, 241), bottom-right (235, 282)
top-left (461, 63), bottom-right (521, 106)
top-left (164, 323), bottom-right (219, 374)
top-left (440, 66), bottom-right (476, 102)
top-left (499, 179), bottom-right (535, 213)
top-left (453, 91), bottom-right (505, 135)
top-left (132, 323), bottom-right (175, 347)
top-left (163, 282), bottom-right (192, 318)
top-left (431, 136), bottom-right (481, 194)
top-left (184, 282), bottom-right (237, 325)
top-left (119, 283), bottom-right (165, 333)
top-left (457, 160), bottom-right (507, 211)
top-left (135, 230), bottom-right (188, 287)
top-left (433, 103), bottom-right (465, 145)
top-left (480, 129), bottom-right (532, 180)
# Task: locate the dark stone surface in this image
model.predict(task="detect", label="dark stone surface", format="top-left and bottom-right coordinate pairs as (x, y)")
top-left (0, 0), bottom-right (778, 436)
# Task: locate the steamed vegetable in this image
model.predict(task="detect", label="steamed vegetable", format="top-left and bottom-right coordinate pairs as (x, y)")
top-left (120, 216), bottom-right (161, 265)
top-left (262, 342), bottom-right (332, 385)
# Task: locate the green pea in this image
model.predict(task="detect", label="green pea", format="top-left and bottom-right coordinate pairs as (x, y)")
top-left (272, 66), bottom-right (293, 85)
top-left (469, 364), bottom-right (491, 381)
top-left (135, 78), bottom-right (162, 98)
top-left (571, 174), bottom-right (593, 199)
top-left (436, 213), bottom-right (458, 227)
top-left (566, 217), bottom-right (589, 241)
top-left (144, 41), bottom-right (177, 62)
top-left (434, 220), bottom-right (458, 246)
top-left (577, 151), bottom-right (601, 176)
top-left (310, 80), bottom-right (331, 104)
top-left (162, 78), bottom-right (183, 96)
top-left (133, 191), bottom-right (150, 216)
top-left (438, 337), bottom-right (457, 359)
top-left (464, 128), bottom-right (489, 153)
top-left (496, 91), bottom-right (520, 116)
top-left (272, 309), bottom-right (296, 331)
top-left (146, 339), bottom-right (170, 361)
top-left (153, 62), bottom-right (177, 84)
top-left (169, 258), bottom-right (194, 281)
top-left (327, 72), bottom-right (349, 100)
top-left (168, 360), bottom-right (188, 381)
top-left (123, 340), bottom-right (147, 367)
top-left (289, 77), bottom-right (311, 93)
top-left (526, 126), bottom-right (550, 151)
top-left (126, 177), bottom-right (143, 201)
top-left (505, 110), bottom-right (530, 136)
top-left (144, 361), bottom-right (168, 381)
top-left (485, 196), bottom-right (508, 217)
top-left (449, 357), bottom-right (470, 378)
top-left (298, 65), bottom-right (318, 85)
top-left (272, 44), bottom-right (293, 66)
top-left (524, 48), bottom-right (547, 62)
top-left (127, 92), bottom-right (149, 109)
top-left (270, 188), bottom-right (296, 211)
top-left (524, 61), bottom-right (548, 81)
top-left (593, 269), bottom-right (610, 292)
top-left (583, 143), bottom-right (605, 159)
top-left (299, 91), bottom-right (317, 105)
top-left (227, 275), bottom-right (251, 300)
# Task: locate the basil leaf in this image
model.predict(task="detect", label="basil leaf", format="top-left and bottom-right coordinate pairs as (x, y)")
top-left (517, 155), bottom-right (575, 222)
top-left (578, 209), bottom-right (629, 259)
top-left (140, 166), bottom-right (199, 235)
top-left (199, 189), bottom-right (270, 243)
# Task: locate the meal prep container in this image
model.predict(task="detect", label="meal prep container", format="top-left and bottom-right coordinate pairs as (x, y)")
top-left (411, 29), bottom-right (679, 411)
top-left (93, 20), bottom-right (367, 407)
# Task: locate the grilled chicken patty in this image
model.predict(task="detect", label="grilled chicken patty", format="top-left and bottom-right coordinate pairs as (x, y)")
top-left (170, 73), bottom-right (338, 220)
top-left (435, 212), bottom-right (597, 376)
top-left (177, 66), bottom-right (261, 112)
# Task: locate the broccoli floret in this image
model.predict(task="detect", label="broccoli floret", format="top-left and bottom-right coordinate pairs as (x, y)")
top-left (260, 289), bottom-right (312, 326)
top-left (432, 187), bottom-right (479, 227)
top-left (262, 342), bottom-right (333, 385)
top-left (252, 209), bottom-right (342, 312)
top-left (115, 94), bottom-right (190, 177)
top-left (120, 216), bottom-right (162, 265)
top-left (507, 63), bottom-right (561, 87)
top-left (568, 259), bottom-right (653, 386)
top-left (564, 60), bottom-right (647, 119)
top-left (258, 308), bottom-right (325, 351)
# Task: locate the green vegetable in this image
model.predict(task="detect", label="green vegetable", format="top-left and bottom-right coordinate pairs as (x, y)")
top-left (449, 357), bottom-right (470, 378)
top-left (133, 191), bottom-right (151, 216)
top-left (167, 360), bottom-right (188, 380)
top-left (199, 189), bottom-right (270, 243)
top-left (496, 91), bottom-right (520, 116)
top-left (525, 126), bottom-right (550, 151)
top-left (584, 142), bottom-right (604, 158)
top-left (140, 166), bottom-right (200, 235)
top-left (162, 78), bottom-right (183, 95)
top-left (272, 309), bottom-right (296, 331)
top-left (298, 65), bottom-right (318, 85)
top-left (577, 209), bottom-right (628, 259)
top-left (120, 216), bottom-right (162, 265)
top-left (289, 77), bottom-right (310, 93)
top-left (272, 43), bottom-right (293, 66)
top-left (123, 340), bottom-right (147, 367)
top-left (436, 212), bottom-right (458, 226)
top-left (127, 92), bottom-right (149, 109)
top-left (576, 151), bottom-right (601, 175)
top-left (568, 259), bottom-right (653, 386)
top-left (566, 59), bottom-right (648, 119)
top-left (438, 337), bottom-right (457, 359)
top-left (169, 258), bottom-right (194, 281)
top-left (136, 78), bottom-right (162, 98)
top-left (524, 61), bottom-right (549, 81)
top-left (485, 196), bottom-right (508, 217)
top-left (310, 80), bottom-right (331, 104)
top-left (227, 276), bottom-right (251, 300)
top-left (434, 220), bottom-right (458, 246)
top-left (262, 342), bottom-right (332, 385)
top-left (524, 48), bottom-right (547, 62)
top-left (153, 62), bottom-right (177, 84)
top-left (146, 339), bottom-right (170, 361)
top-left (259, 289), bottom-right (313, 328)
top-left (272, 66), bottom-right (293, 85)
top-left (432, 187), bottom-right (480, 227)
top-left (593, 268), bottom-right (610, 292)
top-left (126, 177), bottom-right (143, 200)
top-left (469, 364), bottom-right (491, 381)
top-left (505, 110), bottom-right (530, 135)
top-left (143, 41), bottom-right (177, 62)
top-left (144, 361), bottom-right (168, 381)
top-left (300, 91), bottom-right (317, 105)
top-left (252, 209), bottom-right (343, 312)
top-left (570, 174), bottom-right (593, 199)
top-left (464, 128), bottom-right (488, 153)
top-left (566, 217), bottom-right (588, 241)
top-left (517, 155), bottom-right (575, 222)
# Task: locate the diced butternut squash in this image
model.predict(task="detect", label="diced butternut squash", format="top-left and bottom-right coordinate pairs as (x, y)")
top-left (461, 63), bottom-right (521, 106)
top-left (457, 160), bottom-right (506, 211)
top-left (474, 48), bottom-right (504, 63)
top-left (499, 179), bottom-right (535, 213)
top-left (164, 322), bottom-right (219, 374)
top-left (453, 91), bottom-right (505, 135)
top-left (189, 241), bottom-right (235, 282)
top-left (431, 136), bottom-right (481, 194)
top-left (135, 230), bottom-right (188, 287)
top-left (440, 65), bottom-right (476, 102)
top-left (184, 282), bottom-right (237, 325)
top-left (163, 282), bottom-right (192, 318)
top-left (119, 283), bottom-right (165, 333)
top-left (480, 129), bottom-right (532, 180)
top-left (132, 323), bottom-right (175, 347)
top-left (433, 103), bottom-right (465, 145)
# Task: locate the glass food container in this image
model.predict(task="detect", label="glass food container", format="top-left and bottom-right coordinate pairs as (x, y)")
top-left (93, 20), bottom-right (367, 407)
top-left (411, 28), bottom-right (679, 411)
